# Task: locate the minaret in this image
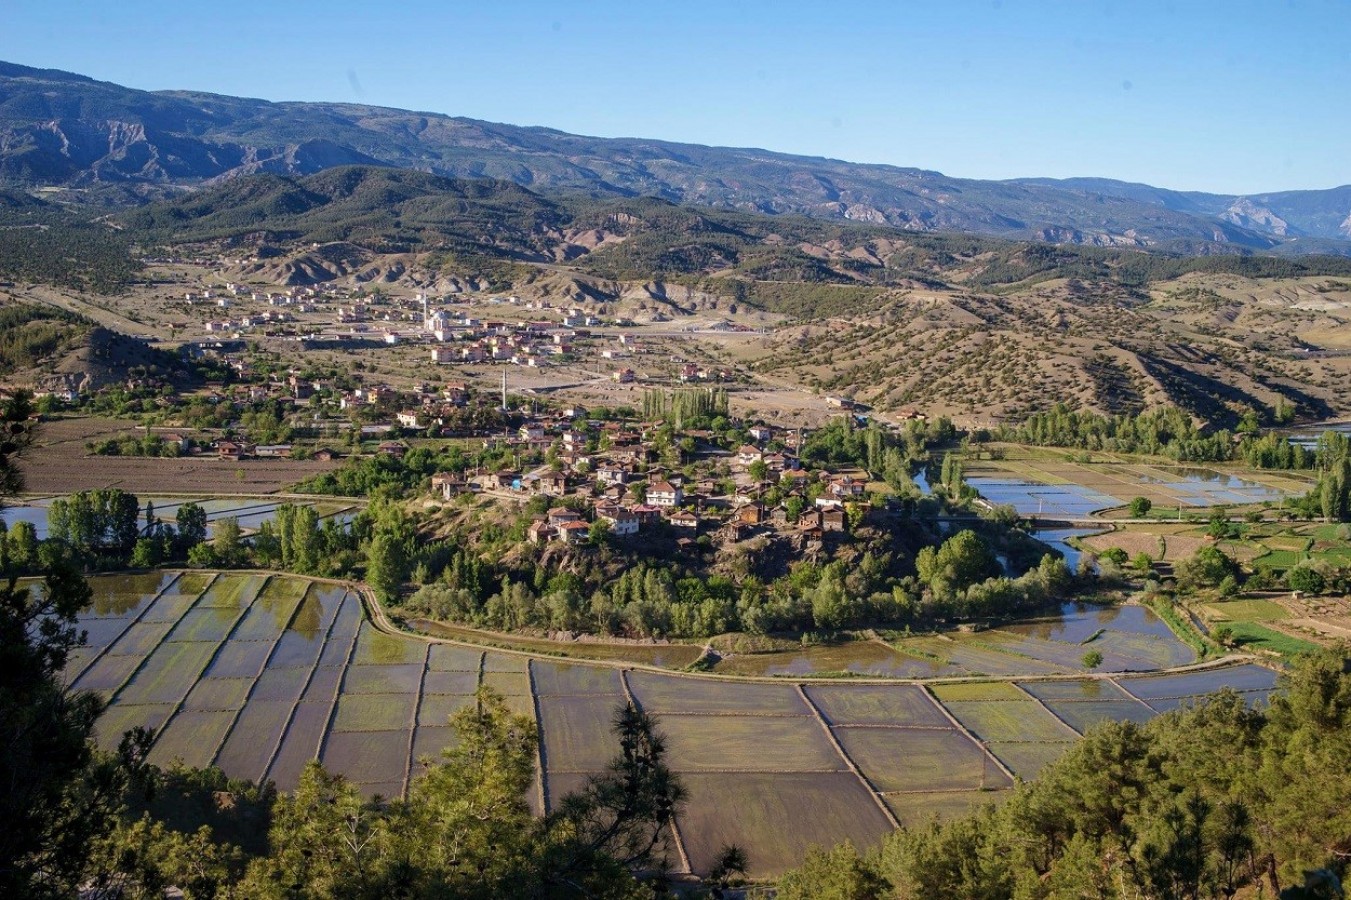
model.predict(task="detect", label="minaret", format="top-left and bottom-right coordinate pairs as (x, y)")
top-left (501, 371), bottom-right (508, 411)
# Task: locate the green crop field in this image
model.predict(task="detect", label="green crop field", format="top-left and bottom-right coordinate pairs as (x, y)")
top-left (929, 681), bottom-right (1026, 702)
top-left (1118, 664), bottom-right (1279, 700)
top-left (530, 660), bottom-right (625, 696)
top-left (804, 684), bottom-right (950, 727)
top-left (1043, 699), bottom-right (1157, 734)
top-left (835, 726), bottom-right (1007, 793)
top-left (1223, 622), bottom-right (1321, 657)
top-left (627, 671), bottom-right (811, 716)
top-left (182, 676), bottom-right (253, 711)
top-left (677, 772), bottom-right (894, 878)
top-left (1204, 598), bottom-right (1289, 622)
top-left (987, 742), bottom-right (1075, 779)
top-left (538, 695), bottom-right (629, 773)
top-left (332, 693), bottom-right (418, 732)
top-left (1017, 679), bottom-right (1133, 702)
top-left (940, 700), bottom-right (1079, 743)
top-left (69, 572), bottom-right (1292, 881)
top-left (659, 716), bottom-right (843, 772)
top-left (341, 663), bottom-right (426, 695)
top-left (883, 790), bottom-right (998, 829)
top-left (148, 709), bottom-right (236, 769)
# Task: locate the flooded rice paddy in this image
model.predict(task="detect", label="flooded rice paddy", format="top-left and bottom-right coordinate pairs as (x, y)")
top-left (2, 496), bottom-right (358, 539)
top-left (62, 572), bottom-right (1281, 879)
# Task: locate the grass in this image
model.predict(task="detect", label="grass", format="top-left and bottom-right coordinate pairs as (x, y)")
top-left (836, 727), bottom-right (1006, 792)
top-left (803, 684), bottom-right (950, 727)
top-left (941, 701), bottom-right (1079, 743)
top-left (1253, 549), bottom-right (1305, 570)
top-left (1224, 622), bottom-right (1321, 657)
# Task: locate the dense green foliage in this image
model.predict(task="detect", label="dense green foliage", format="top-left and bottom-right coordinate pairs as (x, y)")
top-left (0, 302), bottom-right (89, 374)
top-left (777, 646), bottom-right (1351, 900)
top-left (0, 223), bottom-right (139, 293)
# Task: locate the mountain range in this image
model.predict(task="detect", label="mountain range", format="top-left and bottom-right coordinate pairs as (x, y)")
top-left (2, 60), bottom-right (1350, 254)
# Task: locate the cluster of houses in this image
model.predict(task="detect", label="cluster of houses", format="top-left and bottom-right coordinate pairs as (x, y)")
top-left (429, 415), bottom-right (873, 555)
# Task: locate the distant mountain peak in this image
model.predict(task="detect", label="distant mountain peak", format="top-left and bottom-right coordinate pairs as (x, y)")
top-left (1, 60), bottom-right (1349, 254)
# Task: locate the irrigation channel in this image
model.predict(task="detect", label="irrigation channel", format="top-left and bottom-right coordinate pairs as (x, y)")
top-left (61, 570), bottom-right (1281, 880)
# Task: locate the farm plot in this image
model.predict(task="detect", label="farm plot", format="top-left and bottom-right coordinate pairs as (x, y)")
top-left (427, 644), bottom-right (483, 672)
top-left (350, 623), bottom-right (424, 665)
top-left (940, 700), bottom-right (1079, 743)
top-left (899, 635), bottom-right (1071, 677)
top-left (181, 676), bottom-right (253, 711)
top-left (332, 693), bottom-right (418, 733)
top-left (833, 727), bottom-right (1008, 793)
top-left (229, 578), bottom-right (309, 642)
top-left (481, 671), bottom-right (533, 696)
top-left (1043, 700), bottom-right (1157, 734)
top-left (422, 670), bottom-right (480, 695)
top-left (342, 663), bottom-right (426, 695)
top-left (929, 681), bottom-right (1026, 702)
top-left (677, 772), bottom-right (895, 878)
top-left (84, 572), bottom-right (180, 618)
top-left (538, 695), bottom-right (625, 773)
top-left (71, 652), bottom-right (144, 695)
top-left (627, 671), bottom-right (810, 716)
top-left (203, 639), bottom-right (276, 678)
top-left (148, 709), bottom-right (237, 769)
top-left (530, 660), bottom-right (625, 696)
top-left (658, 716), bottom-right (843, 772)
top-left (804, 684), bottom-right (950, 727)
top-left (883, 790), bottom-right (1001, 828)
top-left (214, 700), bottom-right (296, 782)
top-left (321, 730), bottom-right (412, 790)
top-left (266, 702), bottom-right (334, 789)
top-left (987, 742), bottom-right (1075, 779)
top-left (1017, 679), bottom-right (1134, 702)
top-left (117, 641), bottom-right (220, 705)
top-left (94, 703), bottom-right (176, 748)
top-left (194, 574), bottom-right (269, 609)
top-left (1116, 665), bottom-right (1279, 701)
top-left (417, 692), bottom-right (477, 728)
top-left (712, 640), bottom-right (953, 677)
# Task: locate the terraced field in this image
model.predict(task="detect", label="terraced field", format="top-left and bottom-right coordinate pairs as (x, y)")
top-left (62, 572), bottom-right (1282, 879)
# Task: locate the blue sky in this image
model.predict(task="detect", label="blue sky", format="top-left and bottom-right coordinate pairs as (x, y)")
top-left (2, 0), bottom-right (1347, 193)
